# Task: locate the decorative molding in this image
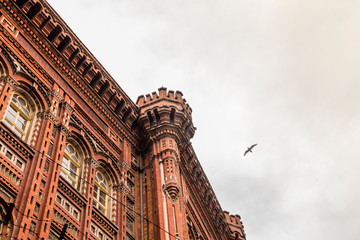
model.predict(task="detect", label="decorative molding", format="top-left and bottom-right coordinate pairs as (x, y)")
top-left (62, 102), bottom-right (74, 114)
top-left (0, 125), bottom-right (33, 160)
top-left (117, 161), bottom-right (130, 171)
top-left (59, 125), bottom-right (70, 137)
top-left (37, 111), bottom-right (58, 124)
top-left (84, 157), bottom-right (98, 168)
top-left (0, 75), bottom-right (17, 88)
top-left (92, 208), bottom-right (118, 235)
top-left (113, 183), bottom-right (130, 196)
top-left (163, 182), bottom-right (180, 202)
top-left (49, 90), bottom-right (63, 102)
top-left (58, 179), bottom-right (86, 208)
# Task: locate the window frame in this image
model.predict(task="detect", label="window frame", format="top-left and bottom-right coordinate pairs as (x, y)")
top-left (60, 142), bottom-right (81, 188)
top-left (93, 171), bottom-right (109, 215)
top-left (3, 93), bottom-right (32, 139)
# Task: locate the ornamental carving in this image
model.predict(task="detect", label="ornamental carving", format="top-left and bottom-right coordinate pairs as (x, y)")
top-left (49, 90), bottom-right (64, 102)
top-left (62, 102), bottom-right (74, 114)
top-left (114, 183), bottom-right (130, 196)
top-left (117, 161), bottom-right (130, 171)
top-left (0, 76), bottom-right (17, 88)
top-left (84, 157), bottom-right (98, 168)
top-left (59, 125), bottom-right (70, 137)
top-left (37, 111), bottom-right (58, 124)
top-left (163, 182), bottom-right (180, 202)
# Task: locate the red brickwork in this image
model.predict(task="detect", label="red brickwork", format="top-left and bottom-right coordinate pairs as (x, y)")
top-left (0, 1), bottom-right (246, 239)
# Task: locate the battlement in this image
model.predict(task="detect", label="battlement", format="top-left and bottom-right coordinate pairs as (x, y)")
top-left (224, 211), bottom-right (246, 239)
top-left (136, 87), bottom-right (192, 117)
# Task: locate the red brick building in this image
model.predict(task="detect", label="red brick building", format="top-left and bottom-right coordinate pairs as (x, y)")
top-left (0, 0), bottom-right (246, 239)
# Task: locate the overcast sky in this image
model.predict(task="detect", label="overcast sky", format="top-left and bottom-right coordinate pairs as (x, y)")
top-left (47, 0), bottom-right (360, 239)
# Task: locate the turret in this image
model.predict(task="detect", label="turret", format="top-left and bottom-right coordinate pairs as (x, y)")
top-left (136, 87), bottom-right (196, 240)
top-left (224, 211), bottom-right (246, 240)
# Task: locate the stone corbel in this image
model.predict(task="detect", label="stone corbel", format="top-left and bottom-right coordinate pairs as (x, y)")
top-left (62, 102), bottom-right (74, 114)
top-left (49, 90), bottom-right (64, 102)
top-left (113, 183), bottom-right (130, 195)
top-left (117, 161), bottom-right (130, 171)
top-left (163, 181), bottom-right (180, 202)
top-left (37, 111), bottom-right (58, 124)
top-left (59, 125), bottom-right (70, 137)
top-left (0, 76), bottom-right (17, 89)
top-left (84, 157), bottom-right (98, 168)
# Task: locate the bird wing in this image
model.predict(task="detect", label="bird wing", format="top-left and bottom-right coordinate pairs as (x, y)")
top-left (250, 144), bottom-right (257, 149)
top-left (244, 149), bottom-right (250, 156)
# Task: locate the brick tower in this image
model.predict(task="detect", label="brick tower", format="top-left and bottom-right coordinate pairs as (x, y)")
top-left (136, 87), bottom-right (195, 240)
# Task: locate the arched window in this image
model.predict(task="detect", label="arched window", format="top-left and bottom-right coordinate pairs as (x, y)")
top-left (3, 93), bottom-right (32, 139)
top-left (60, 142), bottom-right (80, 187)
top-left (93, 171), bottom-right (108, 215)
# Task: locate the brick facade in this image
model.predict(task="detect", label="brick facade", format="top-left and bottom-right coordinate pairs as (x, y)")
top-left (0, 1), bottom-right (246, 239)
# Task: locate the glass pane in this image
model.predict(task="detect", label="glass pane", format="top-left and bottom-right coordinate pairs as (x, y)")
top-left (3, 119), bottom-right (12, 128)
top-left (68, 144), bottom-right (75, 154)
top-left (16, 116), bottom-right (27, 130)
top-left (62, 157), bottom-right (68, 166)
top-left (97, 172), bottom-right (103, 181)
top-left (6, 107), bottom-right (16, 122)
top-left (12, 94), bottom-right (18, 105)
top-left (70, 163), bottom-right (77, 171)
top-left (13, 128), bottom-right (22, 138)
top-left (18, 96), bottom-right (26, 106)
top-left (71, 154), bottom-right (78, 162)
top-left (67, 178), bottom-right (73, 185)
top-left (21, 108), bottom-right (29, 116)
top-left (99, 191), bottom-right (106, 205)
top-left (99, 206), bottom-right (105, 214)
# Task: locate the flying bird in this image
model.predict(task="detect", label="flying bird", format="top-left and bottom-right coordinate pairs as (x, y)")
top-left (244, 144), bottom-right (257, 156)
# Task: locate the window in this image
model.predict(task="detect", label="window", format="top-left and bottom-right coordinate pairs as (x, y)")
top-left (93, 171), bottom-right (108, 215)
top-left (126, 216), bottom-right (134, 233)
top-left (60, 142), bottom-right (80, 187)
top-left (48, 230), bottom-right (59, 240)
top-left (55, 193), bottom-right (80, 220)
top-left (3, 93), bottom-right (32, 139)
top-left (29, 221), bottom-right (36, 235)
top-left (90, 222), bottom-right (111, 240)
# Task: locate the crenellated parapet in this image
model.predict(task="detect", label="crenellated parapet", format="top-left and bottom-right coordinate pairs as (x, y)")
top-left (136, 87), bottom-right (192, 118)
top-left (136, 87), bottom-right (196, 145)
top-left (224, 211), bottom-right (246, 240)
